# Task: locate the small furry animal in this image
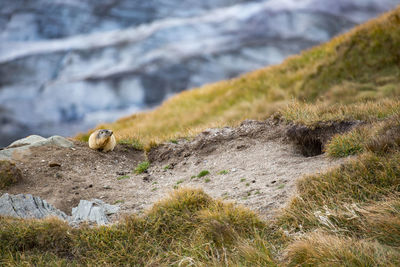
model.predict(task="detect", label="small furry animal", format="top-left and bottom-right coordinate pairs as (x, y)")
top-left (88, 129), bottom-right (116, 152)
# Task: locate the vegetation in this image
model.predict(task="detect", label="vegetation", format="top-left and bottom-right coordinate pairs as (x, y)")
top-left (0, 160), bottom-right (22, 189)
top-left (197, 170), bottom-right (210, 178)
top-left (134, 161), bottom-right (150, 174)
top-left (0, 189), bottom-right (274, 266)
top-left (79, 7), bottom-right (400, 150)
top-left (3, 7), bottom-right (400, 266)
top-left (116, 175), bottom-right (130, 181)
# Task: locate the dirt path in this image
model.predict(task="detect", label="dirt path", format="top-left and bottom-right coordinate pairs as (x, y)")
top-left (1, 120), bottom-right (346, 219)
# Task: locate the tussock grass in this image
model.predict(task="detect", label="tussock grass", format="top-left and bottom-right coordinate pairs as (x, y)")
top-left (326, 113), bottom-right (400, 157)
top-left (0, 189), bottom-right (274, 266)
top-left (285, 232), bottom-right (400, 267)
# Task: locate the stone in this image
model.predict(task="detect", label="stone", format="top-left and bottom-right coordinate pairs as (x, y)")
top-left (71, 199), bottom-right (120, 225)
top-left (0, 135), bottom-right (74, 161)
top-left (0, 193), bottom-right (120, 225)
top-left (49, 162), bottom-right (61, 167)
top-left (0, 193), bottom-right (68, 220)
top-left (8, 135), bottom-right (47, 147)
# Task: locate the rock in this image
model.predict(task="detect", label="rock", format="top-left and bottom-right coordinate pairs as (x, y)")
top-left (0, 193), bottom-right (120, 225)
top-left (1, 0), bottom-right (398, 146)
top-left (70, 199), bottom-right (120, 225)
top-left (9, 135), bottom-right (47, 147)
top-left (0, 135), bottom-right (74, 160)
top-left (0, 193), bottom-right (68, 220)
top-left (49, 162), bottom-right (61, 167)
top-left (0, 160), bottom-right (23, 189)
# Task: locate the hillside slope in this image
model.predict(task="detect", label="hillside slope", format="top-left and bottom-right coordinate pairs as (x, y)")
top-left (1, 7), bottom-right (400, 266)
top-left (85, 6), bottom-right (400, 148)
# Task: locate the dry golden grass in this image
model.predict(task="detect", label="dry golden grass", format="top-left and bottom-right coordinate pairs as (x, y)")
top-left (3, 7), bottom-right (400, 266)
top-left (0, 188), bottom-right (275, 266)
top-left (78, 7), bottom-right (400, 150)
top-left (285, 232), bottom-right (400, 266)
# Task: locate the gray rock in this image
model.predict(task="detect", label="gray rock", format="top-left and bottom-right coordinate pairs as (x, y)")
top-left (0, 135), bottom-right (74, 160)
top-left (0, 193), bottom-right (120, 225)
top-left (71, 199), bottom-right (120, 225)
top-left (9, 135), bottom-right (47, 147)
top-left (0, 193), bottom-right (69, 220)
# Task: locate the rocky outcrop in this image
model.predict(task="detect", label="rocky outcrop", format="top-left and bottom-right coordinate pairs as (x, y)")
top-left (0, 135), bottom-right (74, 160)
top-left (0, 193), bottom-right (120, 225)
top-left (0, 0), bottom-right (398, 146)
top-left (0, 193), bottom-right (69, 220)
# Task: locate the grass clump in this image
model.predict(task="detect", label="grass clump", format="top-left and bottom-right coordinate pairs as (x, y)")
top-left (0, 160), bottom-right (23, 189)
top-left (218, 170), bottom-right (229, 175)
top-left (285, 232), bottom-right (400, 267)
top-left (134, 161), bottom-right (150, 174)
top-left (197, 170), bottom-right (210, 178)
top-left (163, 164), bottom-right (171, 170)
top-left (118, 138), bottom-right (144, 150)
top-left (326, 114), bottom-right (400, 158)
top-left (0, 189), bottom-right (274, 266)
top-left (116, 175), bottom-right (130, 180)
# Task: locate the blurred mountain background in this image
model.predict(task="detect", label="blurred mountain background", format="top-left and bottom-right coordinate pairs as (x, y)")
top-left (0, 0), bottom-right (399, 147)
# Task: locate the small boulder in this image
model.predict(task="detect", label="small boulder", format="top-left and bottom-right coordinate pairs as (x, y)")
top-left (0, 135), bottom-right (74, 161)
top-left (0, 160), bottom-right (23, 189)
top-left (70, 199), bottom-right (120, 225)
top-left (0, 193), bottom-right (68, 220)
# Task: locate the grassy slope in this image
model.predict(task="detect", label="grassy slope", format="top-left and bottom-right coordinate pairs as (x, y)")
top-left (1, 7), bottom-right (400, 266)
top-left (79, 6), bottom-right (400, 148)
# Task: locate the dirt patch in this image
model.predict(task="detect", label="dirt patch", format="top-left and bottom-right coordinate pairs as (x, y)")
top-left (148, 120), bottom-right (286, 163)
top-left (1, 142), bottom-right (144, 215)
top-left (1, 120), bottom-right (352, 220)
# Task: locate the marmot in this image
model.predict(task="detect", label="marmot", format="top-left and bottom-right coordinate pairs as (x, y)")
top-left (88, 129), bottom-right (116, 152)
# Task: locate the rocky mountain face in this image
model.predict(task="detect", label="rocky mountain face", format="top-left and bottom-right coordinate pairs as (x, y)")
top-left (0, 0), bottom-right (398, 146)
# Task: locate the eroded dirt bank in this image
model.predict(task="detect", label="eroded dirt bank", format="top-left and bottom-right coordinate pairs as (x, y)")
top-left (1, 120), bottom-right (353, 219)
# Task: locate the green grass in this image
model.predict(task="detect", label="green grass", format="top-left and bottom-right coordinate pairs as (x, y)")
top-left (218, 170), bottom-right (229, 175)
top-left (197, 170), bottom-right (210, 178)
top-left (163, 164), bottom-right (171, 170)
top-left (204, 178), bottom-right (211, 183)
top-left (134, 161), bottom-right (150, 174)
top-left (116, 175), bottom-right (130, 181)
top-left (118, 138), bottom-right (144, 150)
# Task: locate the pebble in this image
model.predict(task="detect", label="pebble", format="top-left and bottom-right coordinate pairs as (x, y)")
top-left (49, 162), bottom-right (61, 167)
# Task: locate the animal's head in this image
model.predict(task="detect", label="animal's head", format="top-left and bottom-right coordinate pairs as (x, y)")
top-left (97, 129), bottom-right (113, 140)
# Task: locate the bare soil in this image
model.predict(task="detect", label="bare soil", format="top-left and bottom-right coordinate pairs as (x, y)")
top-left (1, 120), bottom-right (348, 219)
